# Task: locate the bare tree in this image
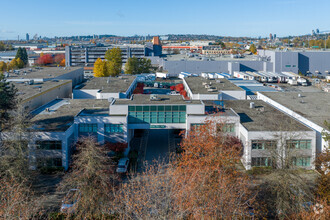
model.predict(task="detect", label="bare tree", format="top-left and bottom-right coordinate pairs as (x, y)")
top-left (113, 161), bottom-right (182, 219)
top-left (256, 118), bottom-right (315, 219)
top-left (59, 137), bottom-right (118, 219)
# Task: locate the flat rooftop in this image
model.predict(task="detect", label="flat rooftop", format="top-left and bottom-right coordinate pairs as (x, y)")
top-left (114, 94), bottom-right (201, 105)
top-left (260, 92), bottom-right (330, 130)
top-left (185, 77), bottom-right (243, 94)
top-left (224, 100), bottom-right (311, 131)
top-left (7, 67), bottom-right (82, 79)
top-left (75, 75), bottom-right (136, 93)
top-left (30, 99), bottom-right (110, 132)
top-left (12, 80), bottom-right (71, 102)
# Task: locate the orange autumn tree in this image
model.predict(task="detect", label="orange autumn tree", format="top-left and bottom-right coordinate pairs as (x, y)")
top-left (171, 119), bottom-right (256, 219)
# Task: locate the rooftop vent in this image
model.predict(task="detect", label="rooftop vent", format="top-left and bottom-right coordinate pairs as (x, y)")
top-left (150, 94), bottom-right (160, 101)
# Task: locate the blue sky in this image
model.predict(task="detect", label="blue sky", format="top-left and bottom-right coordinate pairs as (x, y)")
top-left (0, 0), bottom-right (329, 40)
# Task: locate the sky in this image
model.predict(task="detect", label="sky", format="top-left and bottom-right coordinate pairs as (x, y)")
top-left (0, 0), bottom-right (329, 40)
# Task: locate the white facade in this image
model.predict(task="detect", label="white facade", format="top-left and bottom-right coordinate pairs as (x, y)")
top-left (257, 92), bottom-right (329, 152)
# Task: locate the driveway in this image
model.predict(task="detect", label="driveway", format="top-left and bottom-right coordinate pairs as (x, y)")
top-left (144, 129), bottom-right (170, 164)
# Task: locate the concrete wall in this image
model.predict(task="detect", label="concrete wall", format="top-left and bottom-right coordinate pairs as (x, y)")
top-left (163, 60), bottom-right (267, 75)
top-left (299, 52), bottom-right (330, 75)
top-left (259, 50), bottom-right (330, 76)
top-left (22, 81), bottom-right (72, 112)
top-left (241, 130), bottom-right (316, 170)
top-left (74, 116), bottom-right (128, 145)
top-left (222, 90), bottom-right (246, 100)
top-left (73, 89), bottom-right (100, 99)
top-left (55, 68), bottom-right (84, 87)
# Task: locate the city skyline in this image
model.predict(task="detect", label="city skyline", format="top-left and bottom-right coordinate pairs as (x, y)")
top-left (1, 0), bottom-right (330, 40)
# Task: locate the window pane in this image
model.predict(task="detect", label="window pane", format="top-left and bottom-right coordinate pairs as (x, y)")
top-left (136, 106), bottom-right (142, 111)
top-left (128, 106), bottom-right (135, 111)
top-left (165, 106), bottom-right (172, 112)
top-left (172, 105), bottom-right (179, 111)
top-left (150, 106), bottom-right (157, 111)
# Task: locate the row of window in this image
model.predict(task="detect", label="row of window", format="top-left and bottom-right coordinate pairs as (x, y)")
top-left (128, 105), bottom-right (186, 112)
top-left (251, 139), bottom-right (312, 150)
top-left (251, 157), bottom-right (311, 167)
top-left (190, 123), bottom-right (235, 133)
top-left (78, 124), bottom-right (124, 133)
top-left (287, 140), bottom-right (312, 149)
top-left (128, 111), bottom-right (186, 124)
top-left (36, 141), bottom-right (62, 150)
top-left (37, 158), bottom-right (62, 168)
top-left (252, 140), bottom-right (277, 150)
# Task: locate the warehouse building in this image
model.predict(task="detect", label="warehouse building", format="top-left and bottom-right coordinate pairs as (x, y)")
top-left (225, 100), bottom-right (316, 170)
top-left (73, 75), bottom-right (137, 99)
top-left (183, 77), bottom-right (246, 100)
top-left (258, 92), bottom-right (330, 152)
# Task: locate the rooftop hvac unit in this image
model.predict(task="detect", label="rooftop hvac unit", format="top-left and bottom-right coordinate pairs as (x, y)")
top-left (250, 102), bottom-right (255, 109)
top-left (150, 94), bottom-right (160, 101)
top-left (28, 80), bottom-right (34, 85)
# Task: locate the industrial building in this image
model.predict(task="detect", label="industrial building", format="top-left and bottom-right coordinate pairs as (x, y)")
top-left (6, 67), bottom-right (83, 112)
top-left (0, 67), bottom-right (326, 171)
top-left (157, 50), bottom-right (330, 77)
top-left (258, 92), bottom-right (330, 152)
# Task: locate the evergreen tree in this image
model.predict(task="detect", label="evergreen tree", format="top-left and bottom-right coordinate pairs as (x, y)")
top-left (21, 48), bottom-right (28, 65)
top-left (15, 47), bottom-right (28, 66)
top-left (0, 74), bottom-right (17, 130)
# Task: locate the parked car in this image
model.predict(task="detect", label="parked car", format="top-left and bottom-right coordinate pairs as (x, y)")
top-left (60, 189), bottom-right (80, 214)
top-left (116, 157), bottom-right (129, 173)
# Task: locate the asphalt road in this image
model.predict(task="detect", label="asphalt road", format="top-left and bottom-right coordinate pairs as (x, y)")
top-left (144, 129), bottom-right (170, 164)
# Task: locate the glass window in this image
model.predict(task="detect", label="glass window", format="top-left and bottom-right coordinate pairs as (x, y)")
top-left (79, 124), bottom-right (97, 133)
top-left (172, 105), bottom-right (179, 111)
top-left (191, 123), bottom-right (205, 130)
top-left (37, 158), bottom-right (62, 168)
top-left (217, 123), bottom-right (235, 133)
top-left (251, 157), bottom-right (273, 167)
top-left (293, 157), bottom-right (311, 167)
top-left (287, 140), bottom-right (312, 149)
top-left (165, 106), bottom-right (172, 112)
top-left (127, 105), bottom-right (186, 124)
top-left (36, 140), bottom-right (62, 150)
top-left (128, 106), bottom-right (135, 111)
top-left (150, 106), bottom-right (157, 111)
top-left (252, 140), bottom-right (277, 150)
top-left (104, 124), bottom-right (124, 133)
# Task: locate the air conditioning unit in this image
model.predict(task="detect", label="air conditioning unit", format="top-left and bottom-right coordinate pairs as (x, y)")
top-left (150, 94), bottom-right (160, 101)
